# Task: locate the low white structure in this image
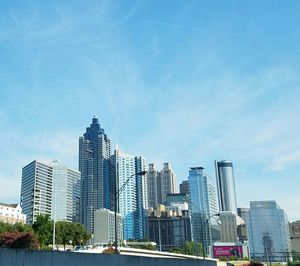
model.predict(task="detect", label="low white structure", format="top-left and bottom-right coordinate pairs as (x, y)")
top-left (94, 208), bottom-right (123, 244)
top-left (0, 203), bottom-right (26, 224)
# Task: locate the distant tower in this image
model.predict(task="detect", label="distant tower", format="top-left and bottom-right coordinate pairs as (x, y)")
top-left (147, 163), bottom-right (176, 208)
top-left (215, 160), bottom-right (237, 214)
top-left (179, 180), bottom-right (189, 195)
top-left (159, 163), bottom-right (176, 204)
top-left (188, 167), bottom-right (218, 254)
top-left (146, 164), bottom-right (159, 208)
top-left (79, 116), bottom-right (112, 233)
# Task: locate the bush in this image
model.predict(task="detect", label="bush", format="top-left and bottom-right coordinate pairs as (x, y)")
top-left (0, 231), bottom-right (39, 249)
top-left (102, 247), bottom-right (118, 254)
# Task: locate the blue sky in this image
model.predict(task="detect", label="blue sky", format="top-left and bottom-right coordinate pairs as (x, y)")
top-left (1, 0), bottom-right (300, 219)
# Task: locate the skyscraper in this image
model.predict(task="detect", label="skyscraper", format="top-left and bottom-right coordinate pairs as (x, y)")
top-left (79, 116), bottom-right (111, 233)
top-left (146, 164), bottom-right (159, 208)
top-left (111, 148), bottom-right (147, 240)
top-left (215, 160), bottom-right (237, 214)
top-left (160, 163), bottom-right (176, 204)
top-left (246, 201), bottom-right (291, 262)
top-left (147, 163), bottom-right (176, 208)
top-left (20, 160), bottom-right (80, 224)
top-left (179, 180), bottom-right (189, 194)
top-left (188, 167), bottom-right (218, 254)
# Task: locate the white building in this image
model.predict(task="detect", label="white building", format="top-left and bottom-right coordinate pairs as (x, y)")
top-left (0, 203), bottom-right (26, 224)
top-left (94, 208), bottom-right (123, 244)
top-left (20, 160), bottom-right (80, 224)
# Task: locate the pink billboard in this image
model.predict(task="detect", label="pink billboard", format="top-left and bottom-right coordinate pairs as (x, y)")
top-left (213, 246), bottom-right (243, 258)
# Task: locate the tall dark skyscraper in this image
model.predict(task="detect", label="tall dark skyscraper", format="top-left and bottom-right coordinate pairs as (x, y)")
top-left (79, 117), bottom-right (112, 233)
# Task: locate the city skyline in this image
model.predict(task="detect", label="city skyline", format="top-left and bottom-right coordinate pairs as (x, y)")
top-left (0, 1), bottom-right (300, 220)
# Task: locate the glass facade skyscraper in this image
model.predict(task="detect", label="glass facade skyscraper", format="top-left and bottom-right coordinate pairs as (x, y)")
top-left (20, 160), bottom-right (80, 224)
top-left (215, 160), bottom-right (237, 214)
top-left (111, 149), bottom-right (147, 240)
top-left (188, 167), bottom-right (218, 254)
top-left (246, 201), bottom-right (291, 262)
top-left (79, 116), bottom-right (111, 233)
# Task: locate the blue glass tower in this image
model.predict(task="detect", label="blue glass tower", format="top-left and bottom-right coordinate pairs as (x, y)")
top-left (246, 201), bottom-right (291, 262)
top-left (112, 149), bottom-right (147, 240)
top-left (188, 167), bottom-right (217, 254)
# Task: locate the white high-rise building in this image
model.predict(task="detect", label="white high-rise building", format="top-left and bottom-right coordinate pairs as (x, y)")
top-left (20, 160), bottom-right (80, 224)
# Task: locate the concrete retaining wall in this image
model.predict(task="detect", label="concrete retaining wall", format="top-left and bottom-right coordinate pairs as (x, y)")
top-left (0, 249), bottom-right (226, 266)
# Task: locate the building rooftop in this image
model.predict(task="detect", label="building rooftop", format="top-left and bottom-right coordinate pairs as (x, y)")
top-left (0, 203), bottom-right (19, 208)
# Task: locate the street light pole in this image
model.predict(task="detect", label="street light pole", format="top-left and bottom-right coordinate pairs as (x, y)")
top-left (114, 170), bottom-right (147, 254)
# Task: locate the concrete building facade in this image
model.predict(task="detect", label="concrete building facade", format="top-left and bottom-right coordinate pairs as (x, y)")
top-left (0, 203), bottom-right (26, 224)
top-left (289, 221), bottom-right (300, 253)
top-left (147, 163), bottom-right (176, 208)
top-left (93, 208), bottom-right (123, 244)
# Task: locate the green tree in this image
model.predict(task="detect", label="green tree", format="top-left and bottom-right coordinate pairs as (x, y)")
top-left (32, 214), bottom-right (53, 248)
top-left (12, 223), bottom-right (33, 233)
top-left (0, 221), bottom-right (14, 233)
top-left (54, 222), bottom-right (90, 249)
top-left (55, 221), bottom-right (73, 250)
top-left (71, 223), bottom-right (90, 247)
top-left (170, 241), bottom-right (203, 256)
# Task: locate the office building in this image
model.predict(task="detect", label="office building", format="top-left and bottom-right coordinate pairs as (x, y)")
top-left (20, 160), bottom-right (80, 224)
top-left (146, 164), bottom-right (159, 208)
top-left (147, 163), bottom-right (176, 208)
top-left (148, 204), bottom-right (192, 251)
top-left (289, 221), bottom-right (300, 253)
top-left (237, 207), bottom-right (249, 243)
top-left (0, 203), bottom-right (26, 224)
top-left (219, 211), bottom-right (239, 242)
top-left (179, 180), bottom-right (189, 195)
top-left (290, 221), bottom-right (300, 253)
top-left (79, 116), bottom-right (112, 233)
top-left (160, 163), bottom-right (176, 204)
top-left (111, 149), bottom-right (147, 240)
top-left (215, 160), bottom-right (237, 214)
top-left (246, 201), bottom-right (291, 262)
top-left (166, 193), bottom-right (190, 207)
top-left (188, 167), bottom-right (218, 254)
top-left (94, 208), bottom-right (123, 244)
